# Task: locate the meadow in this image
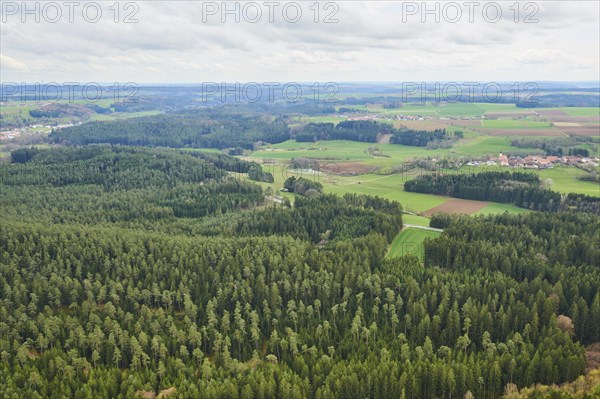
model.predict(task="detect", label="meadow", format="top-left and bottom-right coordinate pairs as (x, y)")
top-left (480, 119), bottom-right (553, 129)
top-left (252, 137), bottom-right (525, 168)
top-left (538, 167), bottom-right (600, 196)
top-left (387, 227), bottom-right (441, 259)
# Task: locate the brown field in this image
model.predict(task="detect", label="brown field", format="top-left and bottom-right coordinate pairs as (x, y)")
top-left (482, 128), bottom-right (565, 137)
top-left (448, 120), bottom-right (483, 127)
top-left (393, 120), bottom-right (449, 130)
top-left (320, 161), bottom-right (378, 175)
top-left (422, 198), bottom-right (490, 216)
top-left (560, 125), bottom-right (600, 136)
top-left (554, 122), bottom-right (582, 127)
top-left (536, 110), bottom-right (569, 117)
top-left (485, 111), bottom-right (536, 118)
top-left (548, 115), bottom-right (600, 123)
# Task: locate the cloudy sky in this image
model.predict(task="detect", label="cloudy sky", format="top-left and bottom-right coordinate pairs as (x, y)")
top-left (1, 1), bottom-right (599, 83)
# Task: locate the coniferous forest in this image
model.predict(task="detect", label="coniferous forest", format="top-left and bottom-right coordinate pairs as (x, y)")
top-left (49, 114), bottom-right (456, 150)
top-left (1, 146), bottom-right (599, 399)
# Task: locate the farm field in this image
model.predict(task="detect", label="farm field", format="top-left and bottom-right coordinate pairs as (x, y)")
top-left (297, 115), bottom-right (347, 124)
top-left (359, 102), bottom-right (536, 118)
top-left (251, 164), bottom-right (448, 212)
top-left (538, 167), bottom-right (600, 196)
top-left (539, 107), bottom-right (600, 117)
top-left (422, 198), bottom-right (490, 216)
top-left (254, 162), bottom-right (558, 218)
top-left (250, 121), bottom-right (599, 218)
top-left (387, 227), bottom-right (441, 259)
top-left (252, 136), bottom-right (529, 168)
top-left (481, 119), bottom-right (553, 129)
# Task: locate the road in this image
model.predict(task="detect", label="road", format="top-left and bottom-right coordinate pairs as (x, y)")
top-left (403, 224), bottom-right (444, 233)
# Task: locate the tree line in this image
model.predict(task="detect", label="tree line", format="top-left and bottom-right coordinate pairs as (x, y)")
top-left (404, 171), bottom-right (600, 214)
top-left (295, 122), bottom-right (456, 147)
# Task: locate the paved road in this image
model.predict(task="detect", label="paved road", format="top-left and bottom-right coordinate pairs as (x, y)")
top-left (403, 224), bottom-right (444, 233)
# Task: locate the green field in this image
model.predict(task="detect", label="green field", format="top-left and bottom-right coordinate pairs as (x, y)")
top-left (251, 164), bottom-right (447, 212)
top-left (474, 203), bottom-right (531, 216)
top-left (297, 116), bottom-right (347, 124)
top-left (0, 100), bottom-right (162, 126)
top-left (387, 227), bottom-right (441, 259)
top-left (538, 167), bottom-right (600, 196)
top-left (0, 104), bottom-right (39, 124)
top-left (252, 136), bottom-right (523, 168)
top-left (539, 107), bottom-right (600, 117)
top-left (90, 110), bottom-right (162, 121)
top-left (325, 174), bottom-right (447, 212)
top-left (402, 214), bottom-right (431, 227)
top-left (354, 102), bottom-right (536, 118)
top-left (250, 137), bottom-right (599, 216)
top-left (481, 119), bottom-right (553, 129)
top-left (246, 136), bottom-right (600, 219)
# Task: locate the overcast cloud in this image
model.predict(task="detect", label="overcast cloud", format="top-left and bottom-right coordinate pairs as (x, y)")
top-left (1, 1), bottom-right (598, 83)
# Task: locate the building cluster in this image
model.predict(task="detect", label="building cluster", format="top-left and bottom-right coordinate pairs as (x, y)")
top-left (346, 114), bottom-right (426, 122)
top-left (467, 153), bottom-right (599, 169)
top-left (0, 130), bottom-right (19, 140)
top-left (0, 123), bottom-right (76, 141)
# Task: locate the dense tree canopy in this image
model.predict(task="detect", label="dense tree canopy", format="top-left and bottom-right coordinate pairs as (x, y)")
top-left (49, 112), bottom-right (290, 150)
top-left (295, 121), bottom-right (395, 143)
top-left (295, 122), bottom-right (454, 147)
top-left (1, 147), bottom-right (598, 398)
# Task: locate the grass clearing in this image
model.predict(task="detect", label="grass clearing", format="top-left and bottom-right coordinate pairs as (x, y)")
top-left (387, 228), bottom-right (441, 259)
top-left (474, 203), bottom-right (531, 216)
top-left (402, 214), bottom-right (431, 227)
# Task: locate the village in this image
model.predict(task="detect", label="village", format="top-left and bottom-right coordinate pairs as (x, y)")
top-left (346, 113), bottom-right (428, 122)
top-left (0, 123), bottom-right (77, 141)
top-left (468, 153), bottom-right (600, 169)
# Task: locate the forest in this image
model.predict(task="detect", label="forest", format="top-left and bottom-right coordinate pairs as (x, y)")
top-left (46, 109), bottom-right (460, 151)
top-left (1, 147), bottom-right (599, 399)
top-left (390, 128), bottom-right (453, 147)
top-left (295, 122), bottom-right (455, 148)
top-left (404, 171), bottom-right (600, 214)
top-left (294, 121), bottom-right (395, 143)
top-left (283, 177), bottom-right (324, 197)
top-left (49, 112), bottom-right (291, 150)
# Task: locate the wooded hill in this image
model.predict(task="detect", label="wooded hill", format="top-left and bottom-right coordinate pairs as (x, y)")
top-left (0, 147), bottom-right (598, 399)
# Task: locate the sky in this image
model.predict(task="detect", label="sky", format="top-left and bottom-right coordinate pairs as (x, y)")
top-left (1, 1), bottom-right (599, 83)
